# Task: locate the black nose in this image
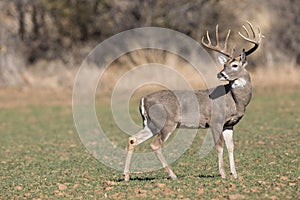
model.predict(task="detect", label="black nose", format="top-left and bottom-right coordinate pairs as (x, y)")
top-left (217, 72), bottom-right (226, 79)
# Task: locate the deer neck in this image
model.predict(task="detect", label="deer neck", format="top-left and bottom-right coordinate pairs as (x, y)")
top-left (230, 71), bottom-right (252, 113)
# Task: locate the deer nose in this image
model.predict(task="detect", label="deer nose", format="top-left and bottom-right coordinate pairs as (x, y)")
top-left (217, 71), bottom-right (228, 80)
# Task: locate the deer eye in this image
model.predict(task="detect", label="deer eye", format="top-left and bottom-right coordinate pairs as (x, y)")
top-left (232, 64), bottom-right (238, 68)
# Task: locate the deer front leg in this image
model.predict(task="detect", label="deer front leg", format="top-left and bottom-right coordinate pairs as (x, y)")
top-left (223, 129), bottom-right (238, 178)
top-left (216, 136), bottom-right (225, 178)
top-left (124, 126), bottom-right (154, 181)
top-left (212, 126), bottom-right (226, 178)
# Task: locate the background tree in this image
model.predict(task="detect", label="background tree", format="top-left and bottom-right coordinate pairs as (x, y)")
top-left (0, 0), bottom-right (299, 86)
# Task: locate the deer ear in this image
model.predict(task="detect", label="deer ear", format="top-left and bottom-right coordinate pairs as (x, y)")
top-left (218, 56), bottom-right (227, 65)
top-left (241, 49), bottom-right (247, 66)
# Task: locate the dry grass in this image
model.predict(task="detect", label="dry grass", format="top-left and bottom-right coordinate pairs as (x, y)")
top-left (98, 50), bottom-right (206, 91)
top-left (0, 88), bottom-right (72, 108)
top-left (97, 50), bottom-right (300, 96)
top-left (1, 51), bottom-right (299, 108)
top-left (251, 66), bottom-right (300, 89)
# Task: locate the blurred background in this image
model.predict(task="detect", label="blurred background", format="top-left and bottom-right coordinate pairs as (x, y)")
top-left (0, 0), bottom-right (299, 96)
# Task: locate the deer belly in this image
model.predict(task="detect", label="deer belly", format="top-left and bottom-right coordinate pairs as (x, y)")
top-left (179, 117), bottom-right (210, 129)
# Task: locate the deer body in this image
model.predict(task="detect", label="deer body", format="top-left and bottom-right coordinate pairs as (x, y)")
top-left (124, 22), bottom-right (262, 181)
top-left (142, 76), bottom-right (251, 131)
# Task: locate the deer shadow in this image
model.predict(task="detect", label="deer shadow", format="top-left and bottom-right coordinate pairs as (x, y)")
top-left (198, 174), bottom-right (218, 178)
top-left (113, 176), bottom-right (156, 182)
top-left (113, 173), bottom-right (219, 182)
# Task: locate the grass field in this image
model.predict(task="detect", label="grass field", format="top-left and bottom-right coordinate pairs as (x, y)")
top-left (0, 88), bottom-right (299, 199)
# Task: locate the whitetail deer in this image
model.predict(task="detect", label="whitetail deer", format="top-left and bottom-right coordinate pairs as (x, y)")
top-left (124, 22), bottom-right (263, 181)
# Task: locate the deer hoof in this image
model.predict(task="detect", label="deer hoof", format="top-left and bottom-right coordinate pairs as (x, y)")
top-left (124, 173), bottom-right (130, 181)
top-left (170, 174), bottom-right (177, 180)
top-left (168, 171), bottom-right (177, 180)
top-left (231, 173), bottom-right (238, 179)
top-left (220, 172), bottom-right (226, 179)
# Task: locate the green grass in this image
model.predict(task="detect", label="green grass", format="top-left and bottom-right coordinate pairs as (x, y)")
top-left (1, 89), bottom-right (299, 199)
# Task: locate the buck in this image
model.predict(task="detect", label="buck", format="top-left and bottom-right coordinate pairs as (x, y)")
top-left (124, 22), bottom-right (263, 181)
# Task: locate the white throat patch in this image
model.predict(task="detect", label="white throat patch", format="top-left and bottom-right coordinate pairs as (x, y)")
top-left (232, 78), bottom-right (247, 88)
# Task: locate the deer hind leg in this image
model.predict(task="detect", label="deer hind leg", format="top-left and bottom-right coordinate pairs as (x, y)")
top-left (124, 126), bottom-right (154, 181)
top-left (150, 123), bottom-right (177, 180)
top-left (223, 129), bottom-right (237, 178)
top-left (212, 126), bottom-right (226, 178)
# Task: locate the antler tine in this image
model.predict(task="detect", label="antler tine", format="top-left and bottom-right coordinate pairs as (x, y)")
top-left (257, 26), bottom-right (264, 42)
top-left (202, 31), bottom-right (211, 47)
top-left (206, 31), bottom-right (211, 45)
top-left (241, 25), bottom-right (250, 37)
top-left (246, 21), bottom-right (255, 38)
top-left (201, 25), bottom-right (233, 58)
top-left (230, 45), bottom-right (236, 58)
top-left (215, 24), bottom-right (220, 47)
top-left (238, 21), bottom-right (263, 56)
top-left (238, 21), bottom-right (258, 43)
top-left (224, 29), bottom-right (231, 52)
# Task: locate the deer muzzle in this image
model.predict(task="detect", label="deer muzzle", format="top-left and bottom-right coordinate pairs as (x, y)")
top-left (217, 71), bottom-right (228, 81)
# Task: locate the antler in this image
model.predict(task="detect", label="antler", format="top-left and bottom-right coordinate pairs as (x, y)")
top-left (201, 25), bottom-right (235, 59)
top-left (238, 21), bottom-right (264, 56)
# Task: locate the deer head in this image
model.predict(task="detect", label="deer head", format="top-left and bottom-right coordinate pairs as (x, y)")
top-left (202, 21), bottom-right (263, 82)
